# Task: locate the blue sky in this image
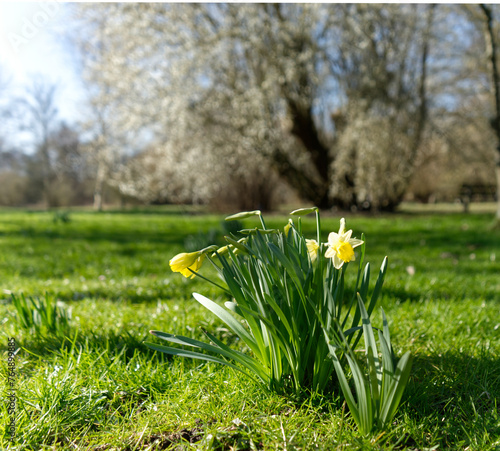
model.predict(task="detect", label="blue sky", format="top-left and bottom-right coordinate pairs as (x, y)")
top-left (0, 2), bottom-right (84, 136)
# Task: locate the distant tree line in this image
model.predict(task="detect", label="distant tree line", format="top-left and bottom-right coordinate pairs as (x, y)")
top-left (0, 80), bottom-right (124, 208)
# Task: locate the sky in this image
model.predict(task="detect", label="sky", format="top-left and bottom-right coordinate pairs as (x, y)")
top-left (0, 1), bottom-right (85, 147)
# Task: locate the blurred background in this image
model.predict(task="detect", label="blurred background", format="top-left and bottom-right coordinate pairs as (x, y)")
top-left (0, 3), bottom-right (499, 213)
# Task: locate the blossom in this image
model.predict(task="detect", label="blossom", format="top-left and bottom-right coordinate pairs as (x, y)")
top-left (305, 239), bottom-right (320, 263)
top-left (324, 218), bottom-right (364, 269)
top-left (169, 251), bottom-right (205, 278)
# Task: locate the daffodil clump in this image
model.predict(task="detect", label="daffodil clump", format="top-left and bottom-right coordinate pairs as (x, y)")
top-left (169, 214), bottom-right (364, 278)
top-left (147, 208), bottom-right (411, 434)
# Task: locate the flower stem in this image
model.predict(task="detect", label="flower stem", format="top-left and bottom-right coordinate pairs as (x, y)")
top-left (258, 212), bottom-right (267, 230)
top-left (187, 269), bottom-right (231, 295)
top-left (315, 209), bottom-right (321, 245)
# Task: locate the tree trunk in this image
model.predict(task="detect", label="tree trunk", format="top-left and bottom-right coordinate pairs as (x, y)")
top-left (93, 162), bottom-right (106, 211)
top-left (274, 99), bottom-right (332, 209)
top-left (39, 141), bottom-right (56, 208)
top-left (271, 145), bottom-right (331, 209)
top-left (93, 190), bottom-right (103, 211)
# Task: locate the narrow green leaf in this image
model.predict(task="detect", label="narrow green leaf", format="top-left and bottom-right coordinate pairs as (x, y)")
top-left (357, 293), bottom-right (380, 376)
top-left (346, 353), bottom-right (373, 435)
top-left (192, 293), bottom-right (258, 354)
top-left (366, 346), bottom-right (381, 418)
top-left (368, 256), bottom-right (388, 316)
top-left (359, 262), bottom-right (370, 302)
top-left (378, 330), bottom-right (395, 402)
top-left (357, 233), bottom-right (366, 272)
top-left (149, 331), bottom-right (267, 382)
top-left (381, 308), bottom-right (391, 344)
top-left (144, 341), bottom-right (257, 381)
top-left (342, 326), bottom-right (363, 337)
top-left (267, 242), bottom-right (306, 301)
top-left (327, 344), bottom-right (361, 427)
top-left (381, 308), bottom-right (394, 362)
top-left (202, 330), bottom-right (268, 380)
top-left (380, 351), bottom-right (413, 427)
top-left (347, 263), bottom-right (369, 335)
top-left (224, 236), bottom-right (252, 254)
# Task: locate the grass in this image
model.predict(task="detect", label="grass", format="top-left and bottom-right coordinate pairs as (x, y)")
top-left (0, 206), bottom-right (499, 450)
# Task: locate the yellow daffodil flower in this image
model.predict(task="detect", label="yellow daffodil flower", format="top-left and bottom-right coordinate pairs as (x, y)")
top-left (169, 251), bottom-right (205, 278)
top-left (305, 239), bottom-right (320, 263)
top-left (324, 218), bottom-right (363, 269)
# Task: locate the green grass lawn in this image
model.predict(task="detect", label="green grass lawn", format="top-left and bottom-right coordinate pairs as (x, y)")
top-left (0, 207), bottom-right (499, 450)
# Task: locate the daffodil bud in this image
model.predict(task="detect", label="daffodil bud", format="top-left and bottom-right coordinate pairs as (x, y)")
top-left (225, 210), bottom-right (261, 221)
top-left (305, 239), bottom-right (320, 263)
top-left (212, 244), bottom-right (233, 257)
top-left (289, 207), bottom-right (318, 216)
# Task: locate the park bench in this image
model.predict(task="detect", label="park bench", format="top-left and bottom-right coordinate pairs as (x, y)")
top-left (459, 183), bottom-right (497, 212)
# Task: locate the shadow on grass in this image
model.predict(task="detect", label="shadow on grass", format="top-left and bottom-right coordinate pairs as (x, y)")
top-left (1, 210), bottom-right (226, 247)
top-left (8, 327), bottom-right (160, 366)
top-left (403, 350), bottom-right (500, 448)
top-left (410, 350), bottom-right (499, 412)
top-left (47, 282), bottom-right (228, 305)
top-left (383, 283), bottom-right (500, 304)
top-left (12, 224), bottom-right (187, 246)
top-left (93, 206), bottom-right (212, 216)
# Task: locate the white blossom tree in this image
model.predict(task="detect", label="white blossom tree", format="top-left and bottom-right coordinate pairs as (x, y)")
top-left (74, 3), bottom-right (437, 210)
top-left (330, 4), bottom-right (435, 210)
top-left (70, 7), bottom-right (132, 210)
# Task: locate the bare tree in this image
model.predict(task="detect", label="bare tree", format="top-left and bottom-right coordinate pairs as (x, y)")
top-left (20, 81), bottom-right (60, 207)
top-left (50, 122), bottom-right (91, 205)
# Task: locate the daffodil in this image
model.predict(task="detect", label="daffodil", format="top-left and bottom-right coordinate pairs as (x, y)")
top-left (305, 239), bottom-right (320, 263)
top-left (169, 251), bottom-right (205, 278)
top-left (324, 218), bottom-right (363, 269)
top-left (284, 219), bottom-right (293, 237)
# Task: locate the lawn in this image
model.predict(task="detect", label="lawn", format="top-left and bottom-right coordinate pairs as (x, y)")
top-left (0, 207), bottom-right (499, 450)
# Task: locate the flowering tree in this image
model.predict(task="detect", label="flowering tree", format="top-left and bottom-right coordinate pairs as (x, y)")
top-left (71, 9), bottom-right (132, 210)
top-left (74, 3), bottom-right (436, 210)
top-left (330, 4), bottom-right (435, 210)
